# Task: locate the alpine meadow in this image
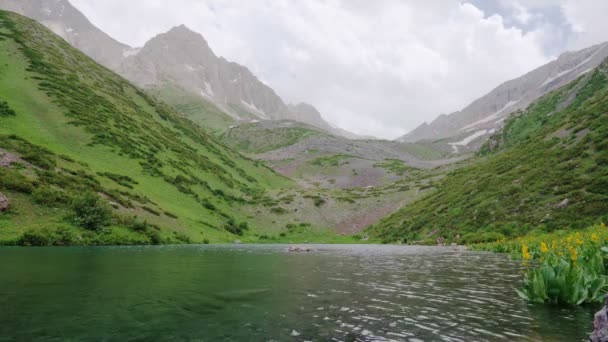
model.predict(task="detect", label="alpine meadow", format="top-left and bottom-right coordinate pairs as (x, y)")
top-left (1, 1), bottom-right (608, 341)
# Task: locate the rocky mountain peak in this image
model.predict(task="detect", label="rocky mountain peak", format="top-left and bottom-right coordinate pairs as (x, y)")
top-left (0, 0), bottom-right (357, 138)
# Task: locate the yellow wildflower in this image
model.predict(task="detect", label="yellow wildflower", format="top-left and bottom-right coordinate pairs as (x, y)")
top-left (568, 246), bottom-right (578, 262)
top-left (592, 233), bottom-right (600, 242)
top-left (540, 242), bottom-right (549, 253)
top-left (522, 245), bottom-right (532, 261)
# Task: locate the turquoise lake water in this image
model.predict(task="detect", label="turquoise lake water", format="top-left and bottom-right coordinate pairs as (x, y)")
top-left (0, 244), bottom-right (598, 341)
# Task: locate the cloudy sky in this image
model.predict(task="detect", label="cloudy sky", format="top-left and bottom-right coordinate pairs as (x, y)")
top-left (71, 0), bottom-right (608, 139)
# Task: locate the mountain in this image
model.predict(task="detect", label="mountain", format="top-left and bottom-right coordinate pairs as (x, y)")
top-left (0, 1), bottom-right (354, 138)
top-left (0, 0), bottom-right (131, 70)
top-left (371, 58), bottom-right (608, 243)
top-left (120, 25), bottom-right (292, 121)
top-left (399, 42), bottom-right (608, 153)
top-left (287, 103), bottom-right (364, 139)
top-left (0, 10), bottom-right (293, 245)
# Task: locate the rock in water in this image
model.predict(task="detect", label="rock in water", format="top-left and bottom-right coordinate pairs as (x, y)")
top-left (591, 296), bottom-right (608, 342)
top-left (288, 246), bottom-right (313, 252)
top-left (0, 192), bottom-right (9, 212)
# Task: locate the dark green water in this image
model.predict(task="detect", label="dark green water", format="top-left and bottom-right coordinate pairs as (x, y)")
top-left (0, 245), bottom-right (598, 341)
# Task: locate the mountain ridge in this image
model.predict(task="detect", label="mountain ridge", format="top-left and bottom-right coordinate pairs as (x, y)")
top-left (399, 41), bottom-right (608, 153)
top-left (373, 57), bottom-right (608, 242)
top-left (0, 1), bottom-right (356, 138)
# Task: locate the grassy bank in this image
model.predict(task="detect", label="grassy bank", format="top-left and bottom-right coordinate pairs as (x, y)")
top-left (472, 224), bottom-right (608, 305)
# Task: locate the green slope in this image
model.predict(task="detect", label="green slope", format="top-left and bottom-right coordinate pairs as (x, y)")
top-left (147, 84), bottom-right (236, 135)
top-left (222, 121), bottom-right (327, 154)
top-left (0, 11), bottom-right (291, 245)
top-left (369, 61), bottom-right (608, 243)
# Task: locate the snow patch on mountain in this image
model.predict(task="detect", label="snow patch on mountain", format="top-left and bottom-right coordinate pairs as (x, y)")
top-left (241, 100), bottom-right (269, 119)
top-left (461, 100), bottom-right (519, 132)
top-left (449, 130), bottom-right (488, 153)
top-left (540, 46), bottom-right (606, 88)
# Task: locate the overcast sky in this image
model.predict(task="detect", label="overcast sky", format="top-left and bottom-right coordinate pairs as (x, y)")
top-left (71, 0), bottom-right (608, 139)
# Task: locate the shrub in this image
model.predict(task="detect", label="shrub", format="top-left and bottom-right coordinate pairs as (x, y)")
top-left (32, 187), bottom-right (70, 206)
top-left (474, 224), bottom-right (608, 305)
top-left (164, 211), bottom-right (178, 219)
top-left (461, 232), bottom-right (505, 244)
top-left (0, 168), bottom-right (34, 193)
top-left (142, 206), bottom-right (161, 216)
top-left (270, 207), bottom-right (288, 214)
top-left (69, 193), bottom-right (112, 231)
top-left (129, 219), bottom-right (149, 232)
top-left (173, 232), bottom-right (192, 244)
top-left (517, 257), bottom-right (606, 305)
top-left (21, 151), bottom-right (55, 170)
top-left (224, 218), bottom-right (249, 236)
top-left (0, 101), bottom-right (16, 117)
top-left (146, 229), bottom-right (163, 245)
top-left (53, 226), bottom-right (78, 246)
top-left (17, 229), bottom-right (54, 246)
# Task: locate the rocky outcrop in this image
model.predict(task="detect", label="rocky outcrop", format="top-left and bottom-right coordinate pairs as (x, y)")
top-left (555, 198), bottom-right (570, 209)
top-left (591, 296), bottom-right (608, 342)
top-left (0, 192), bottom-right (9, 212)
top-left (0, 148), bottom-right (21, 168)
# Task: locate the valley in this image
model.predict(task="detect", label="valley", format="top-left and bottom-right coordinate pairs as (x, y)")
top-left (0, 1), bottom-right (608, 340)
top-left (0, 4), bottom-right (607, 247)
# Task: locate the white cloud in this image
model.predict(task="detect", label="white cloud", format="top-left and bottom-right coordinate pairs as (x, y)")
top-left (562, 0), bottom-right (608, 50)
top-left (69, 0), bottom-right (601, 139)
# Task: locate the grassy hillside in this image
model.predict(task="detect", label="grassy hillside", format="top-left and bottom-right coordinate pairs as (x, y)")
top-left (0, 11), bottom-right (294, 245)
top-left (368, 61), bottom-right (608, 244)
top-left (222, 121), bottom-right (326, 154)
top-left (148, 84), bottom-right (235, 135)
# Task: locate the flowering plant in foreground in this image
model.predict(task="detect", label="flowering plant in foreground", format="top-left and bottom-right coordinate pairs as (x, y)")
top-left (472, 223), bottom-right (608, 305)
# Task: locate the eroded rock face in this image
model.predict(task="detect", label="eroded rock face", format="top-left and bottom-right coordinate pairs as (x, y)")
top-left (0, 192), bottom-right (9, 212)
top-left (591, 297), bottom-right (608, 342)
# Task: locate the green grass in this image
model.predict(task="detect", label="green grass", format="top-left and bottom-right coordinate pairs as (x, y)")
top-left (0, 11), bottom-right (293, 244)
top-left (368, 64), bottom-right (608, 243)
top-left (309, 154), bottom-right (354, 167)
top-left (398, 142), bottom-right (446, 160)
top-left (373, 159), bottom-right (416, 176)
top-left (148, 84), bottom-right (235, 135)
top-left (223, 122), bottom-right (325, 154)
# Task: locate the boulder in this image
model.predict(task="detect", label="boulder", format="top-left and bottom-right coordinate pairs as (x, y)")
top-left (591, 296), bottom-right (608, 342)
top-left (0, 192), bottom-right (9, 212)
top-left (0, 149), bottom-right (21, 168)
top-left (233, 240), bottom-right (242, 245)
top-left (556, 198), bottom-right (569, 209)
